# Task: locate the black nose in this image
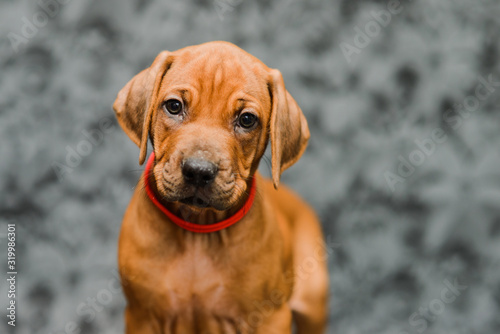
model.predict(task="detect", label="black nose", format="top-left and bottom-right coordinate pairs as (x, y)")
top-left (182, 158), bottom-right (218, 187)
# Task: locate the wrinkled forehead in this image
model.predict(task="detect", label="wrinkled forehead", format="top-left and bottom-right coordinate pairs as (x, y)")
top-left (161, 49), bottom-right (271, 107)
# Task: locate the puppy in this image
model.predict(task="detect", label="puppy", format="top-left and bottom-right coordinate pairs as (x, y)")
top-left (113, 41), bottom-right (328, 334)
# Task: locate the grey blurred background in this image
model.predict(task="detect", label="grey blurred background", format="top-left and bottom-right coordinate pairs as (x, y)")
top-left (1, 0), bottom-right (500, 333)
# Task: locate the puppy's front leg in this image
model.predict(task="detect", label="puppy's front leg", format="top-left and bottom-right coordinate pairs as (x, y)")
top-left (253, 304), bottom-right (293, 334)
top-left (125, 306), bottom-right (163, 334)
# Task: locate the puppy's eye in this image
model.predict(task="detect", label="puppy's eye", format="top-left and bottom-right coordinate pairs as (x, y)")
top-left (163, 99), bottom-right (183, 115)
top-left (238, 112), bottom-right (258, 129)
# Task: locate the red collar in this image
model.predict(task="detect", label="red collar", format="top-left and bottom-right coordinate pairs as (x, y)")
top-left (144, 153), bottom-right (256, 233)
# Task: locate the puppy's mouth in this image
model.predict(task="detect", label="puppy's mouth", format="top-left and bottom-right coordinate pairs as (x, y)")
top-left (175, 183), bottom-right (217, 208)
top-left (157, 179), bottom-right (230, 210)
top-left (179, 195), bottom-right (210, 208)
top-left (158, 180), bottom-right (244, 211)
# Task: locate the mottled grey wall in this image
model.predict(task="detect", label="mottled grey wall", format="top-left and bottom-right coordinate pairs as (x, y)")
top-left (1, 0), bottom-right (500, 333)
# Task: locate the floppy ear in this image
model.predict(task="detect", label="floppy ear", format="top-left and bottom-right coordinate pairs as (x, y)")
top-left (113, 51), bottom-right (174, 165)
top-left (268, 69), bottom-right (310, 189)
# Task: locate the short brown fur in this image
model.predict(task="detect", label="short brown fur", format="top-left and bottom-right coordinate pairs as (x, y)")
top-left (113, 41), bottom-right (328, 333)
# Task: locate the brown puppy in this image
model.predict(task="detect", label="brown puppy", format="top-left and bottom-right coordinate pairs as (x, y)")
top-left (113, 41), bottom-right (328, 334)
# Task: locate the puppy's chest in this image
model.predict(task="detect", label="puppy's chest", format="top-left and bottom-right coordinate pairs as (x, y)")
top-left (160, 253), bottom-right (239, 309)
top-left (130, 243), bottom-right (277, 315)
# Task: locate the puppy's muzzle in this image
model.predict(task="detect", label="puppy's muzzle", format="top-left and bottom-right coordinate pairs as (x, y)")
top-left (181, 158), bottom-right (219, 187)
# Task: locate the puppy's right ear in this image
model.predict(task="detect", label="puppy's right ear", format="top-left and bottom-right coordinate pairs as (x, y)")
top-left (113, 51), bottom-right (174, 165)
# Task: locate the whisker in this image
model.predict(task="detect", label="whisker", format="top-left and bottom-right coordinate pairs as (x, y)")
top-left (127, 169), bottom-right (146, 173)
top-left (231, 172), bottom-right (251, 182)
top-left (233, 181), bottom-right (252, 199)
top-left (261, 155), bottom-right (272, 175)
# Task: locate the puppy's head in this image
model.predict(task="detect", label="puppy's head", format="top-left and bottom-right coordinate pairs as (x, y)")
top-left (113, 42), bottom-right (309, 211)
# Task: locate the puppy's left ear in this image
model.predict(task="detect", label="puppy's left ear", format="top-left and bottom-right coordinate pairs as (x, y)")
top-left (268, 69), bottom-right (310, 189)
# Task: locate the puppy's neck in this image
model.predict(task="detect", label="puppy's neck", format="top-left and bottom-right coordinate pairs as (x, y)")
top-left (162, 201), bottom-right (243, 225)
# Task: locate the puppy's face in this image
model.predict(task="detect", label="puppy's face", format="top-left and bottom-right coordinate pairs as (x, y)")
top-left (114, 42), bottom-right (309, 211)
top-left (150, 51), bottom-right (271, 210)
